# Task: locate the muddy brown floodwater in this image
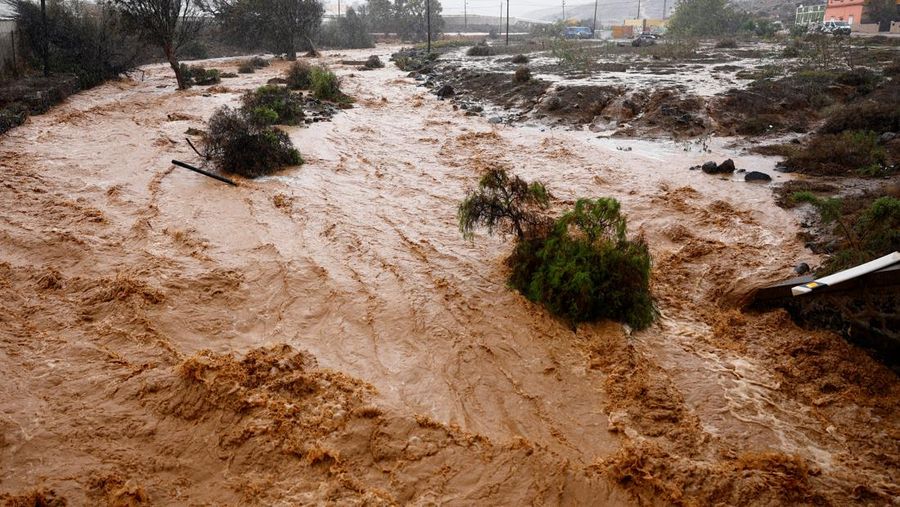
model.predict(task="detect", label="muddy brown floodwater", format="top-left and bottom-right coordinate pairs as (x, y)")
top-left (1, 46), bottom-right (898, 505)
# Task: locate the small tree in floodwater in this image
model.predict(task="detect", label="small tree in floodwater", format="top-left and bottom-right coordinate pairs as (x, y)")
top-left (114, 0), bottom-right (203, 90)
top-left (459, 173), bottom-right (655, 329)
top-left (458, 168), bottom-right (551, 241)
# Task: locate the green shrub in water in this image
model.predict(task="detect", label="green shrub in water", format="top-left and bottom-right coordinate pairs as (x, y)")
top-left (240, 85), bottom-right (305, 126)
top-left (204, 106), bottom-right (302, 178)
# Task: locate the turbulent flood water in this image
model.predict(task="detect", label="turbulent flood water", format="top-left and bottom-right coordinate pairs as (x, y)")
top-left (0, 47), bottom-right (897, 505)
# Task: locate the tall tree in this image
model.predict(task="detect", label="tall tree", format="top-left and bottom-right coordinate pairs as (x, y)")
top-left (113, 0), bottom-right (203, 89)
top-left (865, 0), bottom-right (899, 32)
top-left (365, 0), bottom-right (394, 35)
top-left (395, 0), bottom-right (443, 42)
top-left (202, 0), bottom-right (323, 60)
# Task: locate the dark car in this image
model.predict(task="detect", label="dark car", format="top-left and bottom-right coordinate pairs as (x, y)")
top-left (631, 33), bottom-right (658, 47)
top-left (564, 26), bottom-right (594, 39)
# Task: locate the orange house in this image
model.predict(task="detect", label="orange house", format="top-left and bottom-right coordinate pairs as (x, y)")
top-left (823, 0), bottom-right (865, 27)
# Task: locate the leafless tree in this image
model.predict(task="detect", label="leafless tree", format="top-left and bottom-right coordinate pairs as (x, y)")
top-left (113, 0), bottom-right (204, 89)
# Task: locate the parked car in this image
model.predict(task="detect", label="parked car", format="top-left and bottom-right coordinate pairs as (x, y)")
top-left (819, 20), bottom-right (852, 35)
top-left (564, 26), bottom-right (594, 39)
top-left (631, 32), bottom-right (658, 47)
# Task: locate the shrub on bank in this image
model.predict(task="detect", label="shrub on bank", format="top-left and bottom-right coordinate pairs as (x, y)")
top-left (364, 55), bottom-right (384, 69)
top-left (310, 67), bottom-right (348, 102)
top-left (204, 106), bottom-right (302, 178)
top-left (514, 66), bottom-right (532, 83)
top-left (467, 42), bottom-right (495, 57)
top-left (793, 193), bottom-right (900, 274)
top-left (249, 56), bottom-right (270, 68)
top-left (458, 169), bottom-right (655, 329)
top-left (238, 61), bottom-right (256, 74)
top-left (286, 61), bottom-right (313, 90)
top-left (0, 103), bottom-right (29, 135)
top-left (180, 64), bottom-right (221, 86)
top-left (240, 85), bottom-right (305, 126)
top-left (511, 54), bottom-right (529, 64)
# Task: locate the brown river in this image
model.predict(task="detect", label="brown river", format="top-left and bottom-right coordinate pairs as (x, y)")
top-left (0, 47), bottom-right (897, 505)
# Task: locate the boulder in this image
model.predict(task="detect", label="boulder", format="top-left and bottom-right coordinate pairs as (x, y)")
top-left (744, 171), bottom-right (772, 182)
top-left (718, 159), bottom-right (736, 173)
top-left (794, 262), bottom-right (810, 275)
top-left (701, 161), bottom-right (719, 174)
top-left (435, 84), bottom-right (454, 98)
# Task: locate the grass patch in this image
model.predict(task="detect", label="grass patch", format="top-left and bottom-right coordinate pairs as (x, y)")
top-left (785, 130), bottom-right (886, 176)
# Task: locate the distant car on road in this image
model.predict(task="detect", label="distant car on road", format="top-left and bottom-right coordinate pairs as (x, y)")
top-left (564, 26), bottom-right (594, 39)
top-left (631, 33), bottom-right (658, 47)
top-left (819, 20), bottom-right (851, 35)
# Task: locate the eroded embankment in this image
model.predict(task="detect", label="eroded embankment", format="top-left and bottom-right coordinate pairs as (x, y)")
top-left (0, 47), bottom-right (897, 505)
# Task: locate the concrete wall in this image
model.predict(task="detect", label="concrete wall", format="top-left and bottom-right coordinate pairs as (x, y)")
top-left (0, 19), bottom-right (22, 78)
top-left (856, 22), bottom-right (880, 33)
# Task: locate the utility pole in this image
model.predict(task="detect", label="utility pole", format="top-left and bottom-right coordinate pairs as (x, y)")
top-left (591, 0), bottom-right (599, 37)
top-left (337, 0), bottom-right (341, 17)
top-left (562, 0), bottom-right (566, 20)
top-left (506, 0), bottom-right (509, 45)
top-left (426, 0), bottom-right (432, 53)
top-left (636, 0), bottom-right (641, 19)
top-left (662, 0), bottom-right (668, 19)
top-left (464, 0), bottom-right (467, 30)
top-left (40, 0), bottom-right (48, 77)
top-left (499, 2), bottom-right (503, 35)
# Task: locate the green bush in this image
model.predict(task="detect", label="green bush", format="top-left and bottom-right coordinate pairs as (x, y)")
top-left (508, 198), bottom-right (655, 329)
top-left (793, 193), bottom-right (900, 274)
top-left (310, 67), bottom-right (347, 102)
top-left (204, 106), bottom-right (302, 178)
top-left (286, 61), bottom-right (312, 90)
top-left (514, 66), bottom-right (532, 83)
top-left (458, 170), bottom-right (655, 329)
top-left (240, 85), bottom-right (305, 126)
top-left (180, 64), bottom-right (221, 86)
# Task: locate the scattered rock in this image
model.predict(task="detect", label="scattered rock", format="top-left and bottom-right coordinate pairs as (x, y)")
top-left (435, 84), bottom-right (455, 99)
top-left (718, 159), bottom-right (736, 173)
top-left (488, 116), bottom-right (503, 124)
top-left (701, 161), bottom-right (718, 174)
top-left (879, 131), bottom-right (897, 144)
top-left (794, 262), bottom-right (810, 275)
top-left (744, 170), bottom-right (772, 182)
top-left (267, 77), bottom-right (288, 85)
